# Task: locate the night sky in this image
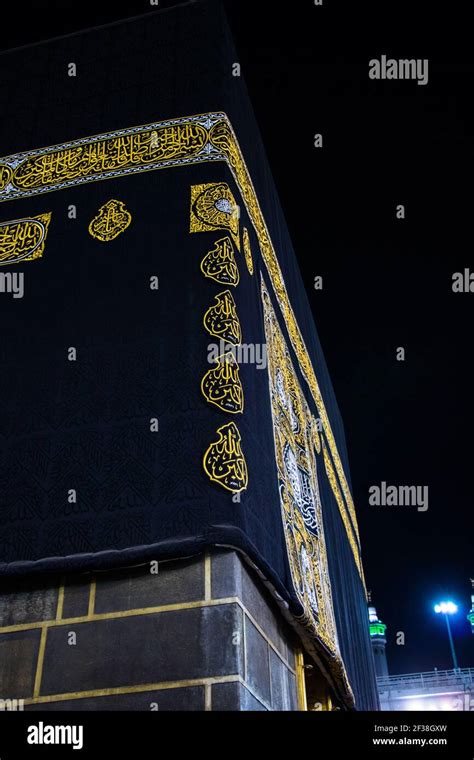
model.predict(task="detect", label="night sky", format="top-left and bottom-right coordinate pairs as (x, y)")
top-left (1, 0), bottom-right (472, 675)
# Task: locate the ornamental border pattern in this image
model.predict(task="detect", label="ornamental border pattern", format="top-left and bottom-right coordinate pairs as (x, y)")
top-left (0, 114), bottom-right (225, 201)
top-left (261, 275), bottom-right (339, 655)
top-left (261, 274), bottom-right (353, 701)
top-left (0, 111), bottom-right (364, 584)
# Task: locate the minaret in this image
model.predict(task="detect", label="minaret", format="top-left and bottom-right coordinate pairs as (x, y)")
top-left (467, 580), bottom-right (474, 634)
top-left (369, 605), bottom-right (389, 679)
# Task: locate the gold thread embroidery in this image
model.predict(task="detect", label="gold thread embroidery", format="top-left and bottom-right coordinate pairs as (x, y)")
top-left (0, 113), bottom-right (363, 585)
top-left (310, 416), bottom-right (322, 455)
top-left (88, 199), bottom-right (132, 242)
top-left (10, 124), bottom-right (208, 193)
top-left (208, 118), bottom-right (363, 577)
top-left (190, 182), bottom-right (240, 249)
top-left (200, 236), bottom-right (239, 286)
top-left (203, 290), bottom-right (242, 345)
top-left (201, 351), bottom-right (244, 414)
top-left (261, 276), bottom-right (338, 654)
top-left (0, 212), bottom-right (52, 266)
top-left (242, 227), bottom-right (254, 275)
top-left (0, 165), bottom-right (13, 191)
top-left (203, 421), bottom-right (248, 493)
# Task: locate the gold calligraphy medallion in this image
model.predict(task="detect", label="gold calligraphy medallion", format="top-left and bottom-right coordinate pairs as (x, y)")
top-left (203, 421), bottom-right (248, 493)
top-left (0, 212), bottom-right (52, 266)
top-left (200, 236), bottom-right (239, 286)
top-left (203, 290), bottom-right (242, 345)
top-left (190, 182), bottom-right (240, 249)
top-left (88, 199), bottom-right (132, 242)
top-left (201, 351), bottom-right (244, 414)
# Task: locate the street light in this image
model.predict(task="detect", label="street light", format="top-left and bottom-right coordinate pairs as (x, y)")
top-left (434, 600), bottom-right (459, 670)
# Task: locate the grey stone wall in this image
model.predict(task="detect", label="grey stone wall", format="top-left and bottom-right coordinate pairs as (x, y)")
top-left (0, 550), bottom-right (300, 711)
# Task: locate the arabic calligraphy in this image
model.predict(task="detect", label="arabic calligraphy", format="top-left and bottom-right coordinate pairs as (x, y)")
top-left (200, 236), bottom-right (239, 286)
top-left (88, 199), bottom-right (132, 242)
top-left (203, 421), bottom-right (248, 493)
top-left (261, 275), bottom-right (339, 656)
top-left (208, 118), bottom-right (363, 577)
top-left (9, 124), bottom-right (207, 193)
top-left (203, 290), bottom-right (242, 345)
top-left (201, 351), bottom-right (244, 414)
top-left (0, 113), bottom-right (363, 587)
top-left (0, 212), bottom-right (52, 266)
top-left (190, 182), bottom-right (240, 249)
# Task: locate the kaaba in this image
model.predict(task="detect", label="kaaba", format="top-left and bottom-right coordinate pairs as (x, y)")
top-left (0, 0), bottom-right (379, 711)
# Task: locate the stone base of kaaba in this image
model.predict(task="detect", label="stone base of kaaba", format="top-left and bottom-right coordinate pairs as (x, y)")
top-left (0, 550), bottom-right (302, 711)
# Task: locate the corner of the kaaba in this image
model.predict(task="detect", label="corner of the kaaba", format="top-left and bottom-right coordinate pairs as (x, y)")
top-left (0, 0), bottom-right (379, 712)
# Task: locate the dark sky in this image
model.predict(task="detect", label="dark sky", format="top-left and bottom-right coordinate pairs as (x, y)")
top-left (1, 0), bottom-right (473, 675)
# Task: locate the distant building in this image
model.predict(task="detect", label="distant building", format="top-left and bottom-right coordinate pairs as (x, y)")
top-left (377, 669), bottom-right (474, 711)
top-left (370, 603), bottom-right (474, 711)
top-left (468, 592), bottom-right (474, 634)
top-left (369, 606), bottom-right (389, 679)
